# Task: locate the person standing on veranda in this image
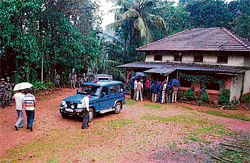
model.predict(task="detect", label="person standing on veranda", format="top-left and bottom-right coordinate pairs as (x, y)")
top-left (24, 89), bottom-right (36, 131)
top-left (136, 80), bottom-right (143, 101)
top-left (161, 81), bottom-right (167, 103)
top-left (151, 81), bottom-right (158, 103)
top-left (145, 78), bottom-right (150, 98)
top-left (12, 90), bottom-right (25, 130)
top-left (130, 79), bottom-right (134, 99)
top-left (133, 79), bottom-right (137, 100)
top-left (172, 86), bottom-right (179, 103)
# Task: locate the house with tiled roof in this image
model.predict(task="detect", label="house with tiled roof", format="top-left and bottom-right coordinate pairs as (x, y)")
top-left (118, 27), bottom-right (250, 101)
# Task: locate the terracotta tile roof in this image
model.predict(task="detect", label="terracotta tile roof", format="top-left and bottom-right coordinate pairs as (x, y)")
top-left (136, 27), bottom-right (250, 52)
top-left (117, 61), bottom-right (248, 74)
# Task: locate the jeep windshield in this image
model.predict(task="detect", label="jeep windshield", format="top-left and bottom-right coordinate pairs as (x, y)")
top-left (78, 85), bottom-right (101, 96)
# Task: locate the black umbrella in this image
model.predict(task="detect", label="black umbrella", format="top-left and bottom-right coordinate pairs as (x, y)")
top-left (169, 78), bottom-right (180, 86)
top-left (131, 72), bottom-right (145, 80)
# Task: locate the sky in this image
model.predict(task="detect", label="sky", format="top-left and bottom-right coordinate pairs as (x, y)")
top-left (98, 0), bottom-right (233, 30)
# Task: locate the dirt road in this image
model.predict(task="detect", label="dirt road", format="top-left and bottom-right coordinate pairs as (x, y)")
top-left (0, 88), bottom-right (249, 162)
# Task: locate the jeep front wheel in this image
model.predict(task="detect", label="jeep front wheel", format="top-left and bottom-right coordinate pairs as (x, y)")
top-left (114, 102), bottom-right (122, 114)
top-left (61, 113), bottom-right (67, 118)
top-left (88, 108), bottom-right (94, 122)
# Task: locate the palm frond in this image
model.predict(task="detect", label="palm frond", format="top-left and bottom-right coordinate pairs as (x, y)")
top-left (108, 7), bottom-right (122, 14)
top-left (106, 18), bottom-right (126, 31)
top-left (147, 14), bottom-right (167, 29)
top-left (122, 8), bottom-right (139, 19)
top-left (134, 16), bottom-right (147, 38)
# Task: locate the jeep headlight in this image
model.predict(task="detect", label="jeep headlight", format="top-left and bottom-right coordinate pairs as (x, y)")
top-left (61, 101), bottom-right (66, 106)
top-left (77, 104), bottom-right (83, 108)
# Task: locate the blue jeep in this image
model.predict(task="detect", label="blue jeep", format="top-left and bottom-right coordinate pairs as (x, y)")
top-left (59, 80), bottom-right (125, 121)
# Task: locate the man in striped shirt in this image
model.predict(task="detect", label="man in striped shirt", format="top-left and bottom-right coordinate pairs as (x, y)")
top-left (24, 89), bottom-right (36, 131)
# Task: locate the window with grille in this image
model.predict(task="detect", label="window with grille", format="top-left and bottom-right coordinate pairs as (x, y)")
top-left (174, 55), bottom-right (182, 62)
top-left (154, 55), bottom-right (162, 61)
top-left (194, 55), bottom-right (203, 62)
top-left (217, 56), bottom-right (228, 64)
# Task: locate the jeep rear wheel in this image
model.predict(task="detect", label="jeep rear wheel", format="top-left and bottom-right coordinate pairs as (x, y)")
top-left (88, 108), bottom-right (94, 122)
top-left (114, 102), bottom-right (122, 114)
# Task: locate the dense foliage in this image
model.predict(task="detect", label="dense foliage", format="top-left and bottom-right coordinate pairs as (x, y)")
top-left (219, 88), bottom-right (231, 105)
top-left (0, 0), bottom-right (101, 83)
top-left (0, 0), bottom-right (249, 85)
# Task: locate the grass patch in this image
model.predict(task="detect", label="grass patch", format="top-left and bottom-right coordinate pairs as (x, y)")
top-left (183, 106), bottom-right (193, 110)
top-left (141, 114), bottom-right (232, 145)
top-left (125, 99), bottom-right (137, 105)
top-left (140, 114), bottom-right (206, 125)
top-left (202, 111), bottom-right (250, 121)
top-left (188, 136), bottom-right (210, 144)
top-left (108, 119), bottom-right (135, 129)
top-left (144, 104), bottom-right (162, 110)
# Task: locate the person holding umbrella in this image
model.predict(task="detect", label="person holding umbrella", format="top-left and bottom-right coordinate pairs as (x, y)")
top-left (12, 90), bottom-right (25, 130)
top-left (169, 78), bottom-right (180, 103)
top-left (13, 82), bottom-right (33, 131)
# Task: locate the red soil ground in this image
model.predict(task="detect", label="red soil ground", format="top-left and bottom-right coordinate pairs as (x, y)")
top-left (0, 88), bottom-right (249, 161)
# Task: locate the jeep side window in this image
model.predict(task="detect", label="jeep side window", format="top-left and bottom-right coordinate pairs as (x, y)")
top-left (101, 87), bottom-right (109, 97)
top-left (117, 84), bottom-right (123, 93)
top-left (110, 86), bottom-right (116, 94)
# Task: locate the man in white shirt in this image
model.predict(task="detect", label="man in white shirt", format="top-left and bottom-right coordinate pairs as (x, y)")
top-left (12, 90), bottom-right (25, 130)
top-left (81, 92), bottom-right (91, 129)
top-left (24, 89), bottom-right (36, 131)
top-left (136, 80), bottom-right (143, 101)
top-left (134, 80), bottom-right (137, 100)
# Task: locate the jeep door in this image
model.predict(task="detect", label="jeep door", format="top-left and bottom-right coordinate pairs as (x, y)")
top-left (117, 84), bottom-right (125, 103)
top-left (99, 86), bottom-right (110, 110)
top-left (109, 85), bottom-right (117, 107)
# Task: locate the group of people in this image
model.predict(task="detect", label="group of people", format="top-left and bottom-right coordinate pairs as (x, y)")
top-left (131, 78), bottom-right (180, 103)
top-left (54, 72), bottom-right (88, 89)
top-left (12, 89), bottom-right (36, 131)
top-left (0, 77), bottom-right (12, 108)
top-left (151, 80), bottom-right (179, 103)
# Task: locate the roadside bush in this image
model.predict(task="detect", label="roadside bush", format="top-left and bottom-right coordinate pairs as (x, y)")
top-left (33, 81), bottom-right (54, 93)
top-left (196, 90), bottom-right (209, 105)
top-left (184, 88), bottom-right (195, 101)
top-left (218, 88), bottom-right (230, 105)
top-left (241, 93), bottom-right (250, 103)
top-left (178, 90), bottom-right (184, 100)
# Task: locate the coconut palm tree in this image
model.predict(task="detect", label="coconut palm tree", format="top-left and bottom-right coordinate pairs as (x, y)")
top-left (107, 0), bottom-right (167, 45)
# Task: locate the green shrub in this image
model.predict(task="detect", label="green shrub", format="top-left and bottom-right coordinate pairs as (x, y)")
top-left (184, 88), bottom-right (195, 101)
top-left (241, 93), bottom-right (250, 103)
top-left (219, 88), bottom-right (230, 105)
top-left (196, 89), bottom-right (209, 105)
top-left (33, 81), bottom-right (54, 93)
top-left (47, 82), bottom-right (54, 89)
top-left (178, 90), bottom-right (184, 100)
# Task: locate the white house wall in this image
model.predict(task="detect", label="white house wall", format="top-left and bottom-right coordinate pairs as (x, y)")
top-left (244, 55), bottom-right (250, 67)
top-left (228, 55), bottom-right (244, 66)
top-left (243, 70), bottom-right (250, 94)
top-left (182, 55), bottom-right (194, 63)
top-left (145, 54), bottom-right (154, 62)
top-left (163, 54), bottom-right (174, 62)
top-left (204, 55), bottom-right (217, 64)
top-left (230, 74), bottom-right (243, 100)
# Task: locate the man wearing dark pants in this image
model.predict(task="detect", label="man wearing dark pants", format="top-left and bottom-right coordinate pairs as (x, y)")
top-left (24, 89), bottom-right (36, 131)
top-left (81, 93), bottom-right (91, 129)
